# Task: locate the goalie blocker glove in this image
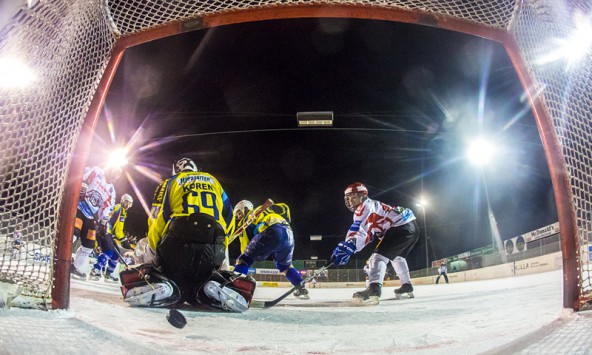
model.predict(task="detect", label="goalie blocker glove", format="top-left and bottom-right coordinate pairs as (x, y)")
top-left (331, 239), bottom-right (356, 266)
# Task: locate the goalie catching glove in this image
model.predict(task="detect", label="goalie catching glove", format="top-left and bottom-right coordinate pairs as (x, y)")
top-left (331, 239), bottom-right (356, 266)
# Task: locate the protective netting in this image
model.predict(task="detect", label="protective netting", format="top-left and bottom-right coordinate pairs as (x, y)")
top-left (0, 0), bottom-right (590, 309)
top-left (0, 1), bottom-right (116, 308)
top-left (509, 0), bottom-right (592, 306)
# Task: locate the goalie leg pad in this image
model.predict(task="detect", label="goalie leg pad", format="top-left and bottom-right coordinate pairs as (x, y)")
top-left (124, 282), bottom-right (175, 307)
top-left (196, 270), bottom-right (256, 312)
top-left (120, 265), bottom-right (182, 307)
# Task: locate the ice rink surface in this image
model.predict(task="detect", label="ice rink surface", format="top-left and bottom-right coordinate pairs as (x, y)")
top-left (2, 269), bottom-right (592, 354)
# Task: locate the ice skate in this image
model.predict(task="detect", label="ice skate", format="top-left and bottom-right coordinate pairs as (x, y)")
top-left (394, 282), bottom-right (414, 299)
top-left (104, 272), bottom-right (119, 282)
top-left (88, 268), bottom-right (102, 281)
top-left (70, 264), bottom-right (87, 280)
top-left (293, 287), bottom-right (310, 300)
top-left (352, 283), bottom-right (381, 305)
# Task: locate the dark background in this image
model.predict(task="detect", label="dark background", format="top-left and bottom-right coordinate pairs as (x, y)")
top-left (88, 18), bottom-right (557, 270)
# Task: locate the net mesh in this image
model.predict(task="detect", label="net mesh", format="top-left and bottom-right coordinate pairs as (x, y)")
top-left (0, 0), bottom-right (590, 309)
top-left (509, 0), bottom-right (592, 305)
top-left (0, 1), bottom-right (116, 308)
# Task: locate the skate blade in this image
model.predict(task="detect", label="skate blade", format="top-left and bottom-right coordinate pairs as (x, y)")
top-left (352, 296), bottom-right (379, 306)
top-left (294, 294), bottom-right (310, 300)
top-left (395, 292), bottom-right (414, 300)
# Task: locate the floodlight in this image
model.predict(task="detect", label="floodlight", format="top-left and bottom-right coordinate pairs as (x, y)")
top-left (107, 147), bottom-right (129, 168)
top-left (467, 138), bottom-right (494, 166)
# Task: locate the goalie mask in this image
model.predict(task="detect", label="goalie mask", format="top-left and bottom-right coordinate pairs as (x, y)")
top-left (344, 182), bottom-right (368, 212)
top-left (233, 200), bottom-right (253, 223)
top-left (173, 157), bottom-right (199, 175)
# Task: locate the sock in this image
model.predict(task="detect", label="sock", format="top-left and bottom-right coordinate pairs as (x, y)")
top-left (392, 256), bottom-right (411, 284)
top-left (368, 253), bottom-right (389, 285)
top-left (73, 246), bottom-right (93, 271)
top-left (285, 267), bottom-right (303, 286)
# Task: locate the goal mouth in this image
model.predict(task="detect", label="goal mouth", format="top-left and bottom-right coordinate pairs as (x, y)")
top-left (0, 0), bottom-right (588, 311)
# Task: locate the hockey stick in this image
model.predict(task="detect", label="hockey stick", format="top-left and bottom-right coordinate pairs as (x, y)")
top-left (227, 198), bottom-right (274, 245)
top-left (250, 260), bottom-right (333, 309)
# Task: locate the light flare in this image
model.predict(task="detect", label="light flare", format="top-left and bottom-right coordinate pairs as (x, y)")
top-left (104, 106), bottom-right (117, 144)
top-left (132, 164), bottom-right (163, 183)
top-left (0, 56), bottom-right (36, 89)
top-left (125, 171), bottom-right (151, 217)
top-left (535, 11), bottom-right (592, 70)
top-left (467, 138), bottom-right (494, 167)
top-left (107, 147), bottom-right (129, 169)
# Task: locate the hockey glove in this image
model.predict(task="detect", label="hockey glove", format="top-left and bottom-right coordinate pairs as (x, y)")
top-left (233, 263), bottom-right (249, 275)
top-left (331, 239), bottom-right (356, 266)
top-left (120, 237), bottom-right (132, 250)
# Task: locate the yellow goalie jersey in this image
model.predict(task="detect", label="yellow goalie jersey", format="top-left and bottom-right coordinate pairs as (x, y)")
top-left (147, 171), bottom-right (234, 250)
top-left (237, 203), bottom-right (292, 252)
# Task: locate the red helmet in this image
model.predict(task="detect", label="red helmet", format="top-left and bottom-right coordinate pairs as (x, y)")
top-left (344, 182), bottom-right (368, 196)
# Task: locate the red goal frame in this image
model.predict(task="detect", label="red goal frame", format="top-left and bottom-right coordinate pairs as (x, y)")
top-left (54, 5), bottom-right (578, 310)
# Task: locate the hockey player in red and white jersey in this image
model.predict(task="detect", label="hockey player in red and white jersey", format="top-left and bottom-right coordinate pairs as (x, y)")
top-left (331, 182), bottom-right (420, 304)
top-left (70, 165), bottom-right (122, 279)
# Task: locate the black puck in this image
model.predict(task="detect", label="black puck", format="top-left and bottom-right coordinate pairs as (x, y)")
top-left (166, 309), bottom-right (187, 329)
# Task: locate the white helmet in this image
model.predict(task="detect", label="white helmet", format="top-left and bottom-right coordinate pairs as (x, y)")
top-left (172, 157), bottom-right (199, 175)
top-left (233, 200), bottom-right (253, 220)
top-left (121, 193), bottom-right (133, 208)
top-left (344, 182), bottom-right (368, 212)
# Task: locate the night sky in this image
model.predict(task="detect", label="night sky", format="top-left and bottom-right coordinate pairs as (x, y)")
top-left (89, 18), bottom-right (558, 270)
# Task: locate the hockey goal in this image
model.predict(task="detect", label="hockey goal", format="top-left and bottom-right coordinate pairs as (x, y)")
top-left (0, 0), bottom-right (590, 310)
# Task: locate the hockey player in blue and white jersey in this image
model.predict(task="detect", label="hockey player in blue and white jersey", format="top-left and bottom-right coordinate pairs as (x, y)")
top-left (89, 194), bottom-right (133, 282)
top-left (331, 182), bottom-right (420, 304)
top-left (71, 165), bottom-right (121, 279)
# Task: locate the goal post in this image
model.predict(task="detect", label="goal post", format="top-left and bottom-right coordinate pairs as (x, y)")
top-left (1, 0), bottom-right (590, 311)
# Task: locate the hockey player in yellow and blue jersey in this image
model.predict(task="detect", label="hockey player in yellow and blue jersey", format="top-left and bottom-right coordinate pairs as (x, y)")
top-left (121, 158), bottom-right (256, 312)
top-left (232, 200), bottom-right (309, 299)
top-left (89, 194), bottom-right (133, 282)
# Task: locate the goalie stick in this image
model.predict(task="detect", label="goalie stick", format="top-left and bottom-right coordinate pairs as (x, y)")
top-left (250, 260), bottom-right (333, 309)
top-left (227, 198), bottom-right (274, 245)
